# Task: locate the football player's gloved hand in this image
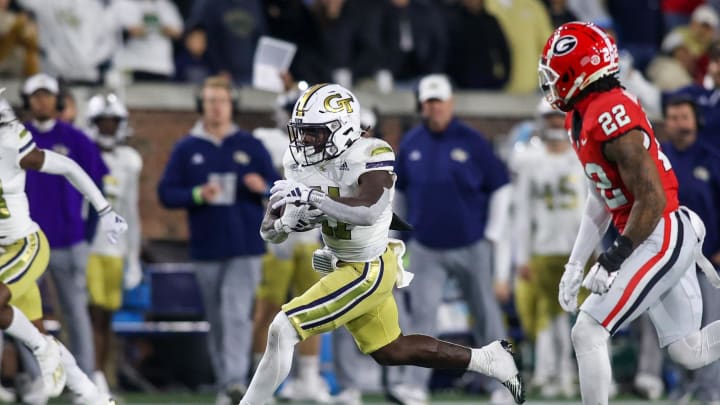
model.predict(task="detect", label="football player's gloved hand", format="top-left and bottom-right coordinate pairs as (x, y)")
top-left (582, 263), bottom-right (617, 294)
top-left (269, 179), bottom-right (297, 198)
top-left (558, 262), bottom-right (584, 313)
top-left (274, 201), bottom-right (322, 233)
top-left (98, 207), bottom-right (128, 245)
top-left (582, 235), bottom-right (631, 294)
top-left (270, 180), bottom-right (324, 210)
top-left (124, 256), bottom-right (143, 290)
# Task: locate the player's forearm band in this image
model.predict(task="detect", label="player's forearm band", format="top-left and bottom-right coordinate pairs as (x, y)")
top-left (598, 235), bottom-right (634, 272)
top-left (40, 150), bottom-right (110, 213)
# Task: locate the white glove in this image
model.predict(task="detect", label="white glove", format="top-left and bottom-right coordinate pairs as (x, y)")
top-left (271, 180), bottom-right (323, 210)
top-left (99, 209), bottom-right (128, 245)
top-left (124, 256), bottom-right (143, 290)
top-left (269, 179), bottom-right (304, 201)
top-left (275, 202), bottom-right (323, 233)
top-left (582, 263), bottom-right (616, 295)
top-left (558, 262), bottom-right (584, 313)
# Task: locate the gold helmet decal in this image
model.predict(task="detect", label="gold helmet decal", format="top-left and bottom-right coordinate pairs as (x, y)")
top-left (323, 93), bottom-right (354, 114)
top-left (294, 83), bottom-right (328, 117)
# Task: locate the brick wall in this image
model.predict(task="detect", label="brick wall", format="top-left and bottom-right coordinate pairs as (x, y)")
top-left (127, 108), bottom-right (525, 242)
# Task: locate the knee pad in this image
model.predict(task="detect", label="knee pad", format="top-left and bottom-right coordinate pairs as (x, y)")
top-left (571, 312), bottom-right (610, 356)
top-left (267, 312), bottom-right (300, 351)
top-left (668, 330), bottom-right (705, 370)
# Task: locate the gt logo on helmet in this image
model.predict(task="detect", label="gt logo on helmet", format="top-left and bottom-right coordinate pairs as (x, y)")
top-left (553, 36), bottom-right (577, 56)
top-left (324, 94), bottom-right (354, 114)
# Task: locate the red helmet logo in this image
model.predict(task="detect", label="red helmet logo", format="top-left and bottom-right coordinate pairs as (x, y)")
top-left (539, 22), bottom-right (619, 111)
top-left (552, 36), bottom-right (577, 55)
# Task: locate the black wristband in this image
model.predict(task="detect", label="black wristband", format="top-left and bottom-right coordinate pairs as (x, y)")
top-left (597, 235), bottom-right (634, 272)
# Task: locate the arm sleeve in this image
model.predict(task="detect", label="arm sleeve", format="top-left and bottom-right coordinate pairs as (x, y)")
top-left (259, 194), bottom-right (289, 243)
top-left (124, 153), bottom-right (143, 263)
top-left (157, 143), bottom-right (198, 209)
top-left (40, 150), bottom-right (110, 213)
top-left (315, 187), bottom-right (392, 227)
top-left (484, 184), bottom-right (511, 243)
top-left (568, 181), bottom-right (612, 266)
top-left (160, 0), bottom-right (184, 30)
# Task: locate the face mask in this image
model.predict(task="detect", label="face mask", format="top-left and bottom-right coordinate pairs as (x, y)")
top-left (96, 134), bottom-right (117, 149)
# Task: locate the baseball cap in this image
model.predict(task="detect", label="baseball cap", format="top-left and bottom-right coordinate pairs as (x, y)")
top-left (22, 73), bottom-right (59, 96)
top-left (661, 30), bottom-right (685, 54)
top-left (418, 74), bottom-right (452, 102)
top-left (692, 5), bottom-right (719, 29)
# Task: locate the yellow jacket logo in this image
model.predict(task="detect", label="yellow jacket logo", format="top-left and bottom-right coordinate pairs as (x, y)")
top-left (324, 94), bottom-right (354, 113)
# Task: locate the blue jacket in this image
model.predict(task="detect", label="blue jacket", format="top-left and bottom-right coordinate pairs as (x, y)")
top-left (395, 118), bottom-right (509, 249)
top-left (663, 139), bottom-right (720, 258)
top-left (157, 123), bottom-right (279, 260)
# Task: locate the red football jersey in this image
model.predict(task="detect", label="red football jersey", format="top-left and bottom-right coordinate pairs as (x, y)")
top-left (566, 88), bottom-right (679, 232)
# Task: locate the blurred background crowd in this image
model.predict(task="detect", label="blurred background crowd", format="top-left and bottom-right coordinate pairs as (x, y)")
top-left (1, 0), bottom-right (720, 405)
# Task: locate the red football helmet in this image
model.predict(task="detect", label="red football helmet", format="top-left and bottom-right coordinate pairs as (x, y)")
top-left (538, 22), bottom-right (620, 111)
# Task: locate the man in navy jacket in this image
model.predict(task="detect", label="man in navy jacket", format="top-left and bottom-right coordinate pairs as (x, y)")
top-left (663, 97), bottom-right (720, 404)
top-left (158, 76), bottom-right (279, 404)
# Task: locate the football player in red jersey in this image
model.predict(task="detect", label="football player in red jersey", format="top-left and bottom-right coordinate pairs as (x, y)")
top-left (539, 22), bottom-right (720, 404)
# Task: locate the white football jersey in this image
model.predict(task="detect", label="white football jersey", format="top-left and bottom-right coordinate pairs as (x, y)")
top-left (0, 120), bottom-right (39, 244)
top-left (283, 137), bottom-right (395, 262)
top-left (90, 146), bottom-right (142, 256)
top-left (255, 127), bottom-right (320, 246)
top-left (513, 146), bottom-right (586, 263)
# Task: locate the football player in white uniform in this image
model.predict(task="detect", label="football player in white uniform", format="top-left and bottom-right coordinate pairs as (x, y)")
top-left (241, 83), bottom-right (525, 405)
top-left (513, 100), bottom-right (585, 398)
top-left (84, 93), bottom-right (143, 396)
top-left (0, 90), bottom-right (125, 404)
top-left (251, 92), bottom-right (329, 403)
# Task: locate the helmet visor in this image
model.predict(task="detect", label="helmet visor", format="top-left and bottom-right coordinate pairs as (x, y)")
top-left (287, 120), bottom-right (340, 166)
top-left (538, 63), bottom-right (561, 107)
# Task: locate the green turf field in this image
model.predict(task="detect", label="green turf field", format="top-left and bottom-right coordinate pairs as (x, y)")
top-left (44, 393), bottom-right (706, 404)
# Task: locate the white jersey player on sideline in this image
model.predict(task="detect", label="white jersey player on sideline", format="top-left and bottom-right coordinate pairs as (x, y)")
top-left (512, 100), bottom-right (585, 398)
top-left (0, 90), bottom-right (124, 405)
top-left (85, 93), bottom-right (143, 396)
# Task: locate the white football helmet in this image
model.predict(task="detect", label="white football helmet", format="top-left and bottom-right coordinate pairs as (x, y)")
top-left (87, 93), bottom-right (129, 149)
top-left (287, 83), bottom-right (362, 166)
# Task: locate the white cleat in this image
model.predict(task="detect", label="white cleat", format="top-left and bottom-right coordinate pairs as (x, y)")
top-left (634, 373), bottom-right (664, 401)
top-left (72, 392), bottom-right (117, 405)
top-left (281, 377), bottom-right (331, 403)
top-left (332, 388), bottom-right (362, 405)
top-left (0, 384), bottom-right (15, 403)
top-left (16, 374), bottom-right (47, 405)
top-left (33, 336), bottom-right (66, 398)
top-left (483, 340), bottom-right (525, 404)
top-left (386, 384), bottom-right (428, 405)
